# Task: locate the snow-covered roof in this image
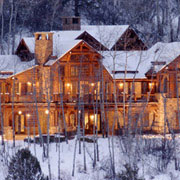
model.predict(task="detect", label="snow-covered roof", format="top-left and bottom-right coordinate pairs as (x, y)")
top-left (0, 55), bottom-right (35, 79)
top-left (45, 40), bottom-right (82, 66)
top-left (101, 42), bottom-right (180, 79)
top-left (53, 40), bottom-right (82, 57)
top-left (81, 25), bottom-right (129, 49)
top-left (52, 30), bottom-right (84, 42)
top-left (23, 38), bottom-right (35, 53)
top-left (21, 25), bottom-right (129, 55)
top-left (19, 30), bottom-right (180, 80)
top-left (102, 51), bottom-right (149, 79)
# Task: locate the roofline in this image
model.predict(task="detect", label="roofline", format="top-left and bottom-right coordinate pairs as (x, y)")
top-left (157, 54), bottom-right (180, 74)
top-left (7, 64), bottom-right (38, 80)
top-left (115, 78), bottom-right (152, 81)
top-left (15, 38), bottom-right (32, 54)
top-left (50, 40), bottom-right (103, 66)
top-left (76, 31), bottom-right (109, 50)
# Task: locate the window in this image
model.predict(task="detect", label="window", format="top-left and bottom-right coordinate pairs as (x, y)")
top-left (69, 112), bottom-right (76, 126)
top-left (176, 74), bottom-right (180, 97)
top-left (59, 81), bottom-right (64, 94)
top-left (14, 82), bottom-right (19, 94)
top-left (163, 77), bottom-right (168, 93)
top-left (21, 83), bottom-right (27, 95)
top-left (73, 18), bottom-right (79, 24)
top-left (59, 65), bottom-right (65, 76)
top-left (65, 18), bottom-right (68, 25)
top-left (148, 82), bottom-right (156, 94)
top-left (72, 81), bottom-right (78, 96)
top-left (80, 81), bottom-right (89, 96)
top-left (71, 66), bottom-right (79, 76)
top-left (81, 65), bottom-right (89, 76)
top-left (128, 82), bottom-right (134, 94)
top-left (27, 82), bottom-right (32, 94)
top-left (142, 82), bottom-right (148, 94)
top-left (5, 83), bottom-right (10, 94)
top-left (105, 82), bottom-right (110, 95)
top-left (70, 55), bottom-right (78, 61)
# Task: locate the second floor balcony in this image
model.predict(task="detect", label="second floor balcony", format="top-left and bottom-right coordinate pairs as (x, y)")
top-left (0, 92), bottom-right (158, 104)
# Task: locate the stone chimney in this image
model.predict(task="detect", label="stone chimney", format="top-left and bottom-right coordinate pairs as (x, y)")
top-left (34, 32), bottom-right (53, 65)
top-left (61, 16), bottom-right (81, 30)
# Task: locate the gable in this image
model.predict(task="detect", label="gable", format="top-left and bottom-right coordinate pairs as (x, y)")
top-left (50, 41), bottom-right (113, 81)
top-left (111, 28), bottom-right (148, 51)
top-left (15, 39), bottom-right (34, 61)
top-left (76, 31), bottom-right (108, 51)
top-left (81, 25), bottom-right (129, 49)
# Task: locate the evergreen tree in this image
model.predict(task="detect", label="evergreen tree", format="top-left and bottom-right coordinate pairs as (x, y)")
top-left (6, 148), bottom-right (47, 180)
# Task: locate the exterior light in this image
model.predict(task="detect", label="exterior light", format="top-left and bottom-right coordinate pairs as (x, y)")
top-left (78, 110), bottom-right (81, 113)
top-left (18, 111), bottom-right (22, 115)
top-left (66, 83), bottom-right (71, 87)
top-left (27, 82), bottom-right (31, 86)
top-left (90, 115), bottom-right (94, 120)
top-left (119, 83), bottom-right (123, 88)
top-left (45, 110), bottom-right (49, 114)
top-left (149, 82), bottom-right (154, 89)
top-left (12, 77), bottom-right (15, 80)
top-left (91, 83), bottom-right (95, 87)
top-left (26, 114), bottom-right (30, 118)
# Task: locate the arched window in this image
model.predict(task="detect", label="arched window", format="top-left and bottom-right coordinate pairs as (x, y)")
top-left (163, 77), bottom-right (168, 93)
top-left (69, 112), bottom-right (76, 127)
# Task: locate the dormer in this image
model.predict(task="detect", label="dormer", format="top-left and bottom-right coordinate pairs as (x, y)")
top-left (61, 16), bottom-right (81, 30)
top-left (34, 32), bottom-right (53, 65)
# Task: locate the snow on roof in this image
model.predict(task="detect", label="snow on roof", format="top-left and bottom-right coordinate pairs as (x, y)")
top-left (52, 30), bottom-right (84, 42)
top-left (147, 42), bottom-right (180, 72)
top-left (21, 25), bottom-right (129, 54)
top-left (0, 55), bottom-right (35, 79)
top-left (22, 32), bottom-right (83, 56)
top-left (23, 38), bottom-right (35, 53)
top-left (102, 51), bottom-right (149, 79)
top-left (101, 42), bottom-right (180, 79)
top-left (45, 40), bottom-right (82, 66)
top-left (81, 25), bottom-right (129, 49)
top-left (53, 39), bottom-right (82, 57)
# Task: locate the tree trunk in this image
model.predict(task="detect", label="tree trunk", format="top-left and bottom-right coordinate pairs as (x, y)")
top-left (8, 0), bottom-right (14, 55)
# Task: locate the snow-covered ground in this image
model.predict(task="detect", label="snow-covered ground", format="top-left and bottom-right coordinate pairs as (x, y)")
top-left (0, 135), bottom-right (180, 180)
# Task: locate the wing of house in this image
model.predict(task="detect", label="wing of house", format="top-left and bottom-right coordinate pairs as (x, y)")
top-left (102, 42), bottom-right (180, 80)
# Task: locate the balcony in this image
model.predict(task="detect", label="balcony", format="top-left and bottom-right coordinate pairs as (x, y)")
top-left (0, 92), bottom-right (157, 104)
top-left (53, 93), bottom-right (158, 104)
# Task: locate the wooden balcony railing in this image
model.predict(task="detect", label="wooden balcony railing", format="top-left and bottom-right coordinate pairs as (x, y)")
top-left (0, 92), bottom-right (158, 104)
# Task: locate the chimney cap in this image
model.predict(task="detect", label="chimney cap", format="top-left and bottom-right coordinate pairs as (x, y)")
top-left (34, 32), bottom-right (54, 35)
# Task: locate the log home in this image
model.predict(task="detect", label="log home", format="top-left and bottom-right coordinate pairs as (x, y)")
top-left (0, 19), bottom-right (180, 139)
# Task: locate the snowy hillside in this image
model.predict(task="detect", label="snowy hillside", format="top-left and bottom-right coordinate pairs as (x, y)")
top-left (1, 136), bottom-right (180, 180)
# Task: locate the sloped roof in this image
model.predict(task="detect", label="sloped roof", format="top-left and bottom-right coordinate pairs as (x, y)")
top-left (23, 38), bottom-right (35, 53)
top-left (45, 40), bottom-right (82, 65)
top-left (102, 42), bottom-right (180, 79)
top-left (21, 25), bottom-right (129, 54)
top-left (0, 55), bottom-right (35, 79)
top-left (81, 25), bottom-right (129, 49)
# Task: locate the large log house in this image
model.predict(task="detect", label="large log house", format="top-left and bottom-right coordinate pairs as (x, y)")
top-left (1, 17), bottom-right (180, 139)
